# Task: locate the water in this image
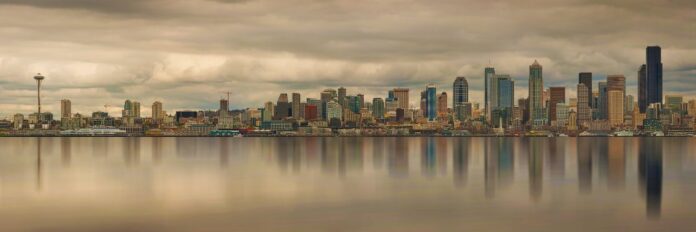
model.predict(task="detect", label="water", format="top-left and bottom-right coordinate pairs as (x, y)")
top-left (0, 137), bottom-right (695, 231)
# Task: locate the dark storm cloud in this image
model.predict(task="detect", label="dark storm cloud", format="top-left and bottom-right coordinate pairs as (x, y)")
top-left (0, 0), bottom-right (694, 116)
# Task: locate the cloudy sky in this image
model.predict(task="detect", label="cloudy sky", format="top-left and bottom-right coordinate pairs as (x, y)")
top-left (0, 0), bottom-right (694, 117)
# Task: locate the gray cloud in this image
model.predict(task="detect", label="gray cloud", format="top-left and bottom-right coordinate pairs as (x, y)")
top-left (0, 0), bottom-right (694, 118)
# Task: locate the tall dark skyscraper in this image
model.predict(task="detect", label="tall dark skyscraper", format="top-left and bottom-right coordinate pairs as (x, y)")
top-left (640, 46), bottom-right (662, 113)
top-left (453, 76), bottom-right (469, 105)
top-left (638, 65), bottom-right (647, 113)
top-left (578, 72), bottom-right (592, 107)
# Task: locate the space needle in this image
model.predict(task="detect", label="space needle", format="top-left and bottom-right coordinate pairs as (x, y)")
top-left (34, 73), bottom-right (44, 127)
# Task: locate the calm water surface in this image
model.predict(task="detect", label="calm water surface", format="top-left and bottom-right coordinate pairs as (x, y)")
top-left (1, 137), bottom-right (695, 231)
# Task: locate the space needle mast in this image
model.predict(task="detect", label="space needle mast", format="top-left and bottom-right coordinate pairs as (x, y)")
top-left (34, 73), bottom-right (45, 126)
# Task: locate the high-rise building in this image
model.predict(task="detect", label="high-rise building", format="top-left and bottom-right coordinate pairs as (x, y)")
top-left (372, 98), bottom-right (385, 119)
top-left (393, 88), bottom-right (409, 110)
top-left (277, 93), bottom-right (289, 103)
top-left (497, 75), bottom-right (514, 109)
top-left (644, 46), bottom-right (663, 113)
top-left (60, 99), bottom-right (71, 119)
top-left (453, 77), bottom-right (468, 121)
top-left (152, 101), bottom-right (164, 120)
top-left (548, 87), bottom-right (565, 123)
top-left (579, 72), bottom-right (593, 107)
top-left (326, 100), bottom-right (342, 120)
top-left (608, 90), bottom-right (624, 127)
top-left (306, 98), bottom-right (322, 120)
top-left (577, 84), bottom-right (591, 127)
top-left (338, 87), bottom-right (347, 107)
top-left (485, 66), bottom-right (495, 120)
top-left (123, 100), bottom-right (132, 118)
top-left (262, 101), bottom-right (274, 122)
top-left (437, 92), bottom-right (448, 118)
top-left (607, 74), bottom-right (626, 98)
top-left (132, 101), bottom-right (141, 118)
top-left (624, 95), bottom-right (634, 114)
top-left (638, 65), bottom-right (647, 113)
top-left (219, 98), bottom-right (229, 117)
top-left (688, 100), bottom-right (696, 116)
top-left (664, 95), bottom-right (683, 111)
top-left (528, 60), bottom-right (544, 126)
top-left (597, 81), bottom-right (608, 120)
top-left (320, 89), bottom-right (336, 102)
top-left (292, 93), bottom-right (301, 119)
top-left (304, 104), bottom-right (317, 121)
top-left (425, 84), bottom-right (437, 121)
top-left (275, 94), bottom-right (291, 120)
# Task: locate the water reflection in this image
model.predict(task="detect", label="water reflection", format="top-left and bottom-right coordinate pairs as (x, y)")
top-left (3, 136), bottom-right (683, 231)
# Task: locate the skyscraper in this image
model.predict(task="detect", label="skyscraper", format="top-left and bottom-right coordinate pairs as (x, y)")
top-left (577, 84), bottom-right (591, 127)
top-left (608, 90), bottom-right (624, 127)
top-left (645, 46), bottom-right (663, 112)
top-left (292, 93), bottom-right (301, 119)
top-left (598, 81), bottom-right (608, 120)
top-left (607, 74), bottom-right (626, 98)
top-left (338, 87), bottom-right (347, 107)
top-left (132, 101), bottom-right (141, 118)
top-left (579, 72), bottom-right (592, 107)
top-left (123, 100), bottom-right (132, 118)
top-left (528, 60), bottom-right (544, 126)
top-left (277, 93), bottom-right (288, 103)
top-left (219, 98), bottom-right (229, 117)
top-left (625, 95), bottom-right (635, 114)
top-left (453, 77), bottom-right (468, 121)
top-left (425, 84), bottom-right (437, 121)
top-left (152, 101), bottom-right (164, 120)
top-left (638, 64), bottom-right (647, 113)
top-left (496, 75), bottom-right (514, 109)
top-left (548, 87), bottom-right (565, 123)
top-left (60, 99), bottom-right (71, 119)
top-left (437, 92), bottom-right (448, 118)
top-left (263, 101), bottom-right (274, 122)
top-left (485, 66), bottom-right (495, 120)
top-left (393, 88), bottom-right (410, 110)
top-left (372, 98), bottom-right (385, 119)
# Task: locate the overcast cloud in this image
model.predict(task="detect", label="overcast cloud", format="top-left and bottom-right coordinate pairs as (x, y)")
top-left (0, 0), bottom-right (694, 117)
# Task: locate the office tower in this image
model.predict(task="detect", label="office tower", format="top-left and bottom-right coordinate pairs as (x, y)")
top-left (608, 90), bottom-right (624, 127)
top-left (385, 97), bottom-right (399, 113)
top-left (548, 87), bottom-right (565, 123)
top-left (123, 100), bottom-right (132, 118)
top-left (688, 100), bottom-right (696, 116)
top-left (453, 77), bottom-right (468, 120)
top-left (518, 98), bottom-right (529, 124)
top-left (598, 81), bottom-right (608, 120)
top-left (528, 60), bottom-right (544, 126)
top-left (393, 88), bottom-right (410, 110)
top-left (556, 103), bottom-right (569, 128)
top-left (425, 84), bottom-right (437, 121)
top-left (326, 100), bottom-right (342, 120)
top-left (437, 92), bottom-right (448, 117)
top-left (304, 104), bottom-right (317, 121)
top-left (132, 101), bottom-right (141, 118)
top-left (357, 94), bottom-right (365, 109)
top-left (60, 99), bottom-right (71, 119)
top-left (577, 84), bottom-right (591, 127)
top-left (262, 101), bottom-right (274, 122)
top-left (306, 98), bottom-right (322, 120)
top-left (607, 74), bottom-right (626, 101)
top-left (645, 46), bottom-right (663, 112)
top-left (13, 113), bottom-right (23, 129)
top-left (579, 72), bottom-right (593, 107)
top-left (372, 98), bottom-right (385, 119)
top-left (625, 95), bottom-right (634, 114)
top-left (152, 101), bottom-right (164, 120)
top-left (277, 93), bottom-right (288, 103)
top-left (219, 98), bottom-right (229, 117)
top-left (497, 75), bottom-right (514, 109)
top-left (665, 95), bottom-right (683, 111)
top-left (338, 87), bottom-right (347, 107)
top-left (321, 89), bottom-right (336, 102)
top-left (638, 65), bottom-right (647, 113)
top-left (33, 73), bottom-right (44, 125)
top-left (485, 66), bottom-right (495, 120)
top-left (292, 93), bottom-right (301, 119)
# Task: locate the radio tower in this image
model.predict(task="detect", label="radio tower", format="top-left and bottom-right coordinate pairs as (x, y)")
top-left (33, 73), bottom-right (45, 127)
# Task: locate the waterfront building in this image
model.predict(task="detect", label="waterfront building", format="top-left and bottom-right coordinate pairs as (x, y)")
top-left (338, 87), bottom-right (347, 107)
top-left (61, 99), bottom-right (71, 119)
top-left (425, 84), bottom-right (437, 121)
top-left (608, 90), bottom-right (625, 127)
top-left (437, 92), bottom-right (448, 119)
top-left (577, 83), bottom-right (591, 127)
top-left (485, 66), bottom-right (496, 121)
top-left (152, 101), bottom-right (164, 120)
top-left (393, 88), bottom-right (410, 110)
top-left (372, 98), bottom-right (385, 119)
top-left (292, 93), bottom-right (301, 119)
top-left (597, 81), bottom-right (608, 120)
top-left (528, 60), bottom-right (544, 127)
top-left (579, 72), bottom-right (592, 108)
top-left (556, 103), bottom-right (569, 128)
top-left (640, 46), bottom-right (663, 113)
top-left (548, 87), bottom-right (565, 124)
top-left (13, 113), bottom-right (24, 129)
top-left (625, 95), bottom-right (634, 114)
top-left (497, 75), bottom-right (515, 110)
top-left (665, 95), bottom-right (683, 111)
top-left (262, 101), bottom-right (274, 122)
top-left (326, 100), bottom-right (343, 121)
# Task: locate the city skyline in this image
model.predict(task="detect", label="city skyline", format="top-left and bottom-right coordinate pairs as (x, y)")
top-left (0, 1), bottom-right (694, 117)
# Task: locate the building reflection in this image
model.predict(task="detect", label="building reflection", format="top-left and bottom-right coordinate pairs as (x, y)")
top-left (123, 138), bottom-right (140, 166)
top-left (577, 138), bottom-right (593, 194)
top-left (389, 138), bottom-right (409, 177)
top-left (452, 137), bottom-right (469, 187)
top-left (528, 138), bottom-right (543, 202)
top-left (152, 137), bottom-right (163, 165)
top-left (36, 137), bottom-right (42, 191)
top-left (372, 137), bottom-right (385, 170)
top-left (219, 137), bottom-right (228, 168)
top-left (639, 138), bottom-right (662, 219)
top-left (422, 137), bottom-right (437, 177)
top-left (607, 138), bottom-right (625, 190)
top-left (547, 138), bottom-right (564, 178)
top-left (61, 137), bottom-right (71, 167)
